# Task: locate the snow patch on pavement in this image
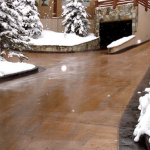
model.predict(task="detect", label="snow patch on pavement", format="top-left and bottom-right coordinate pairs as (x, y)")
top-left (29, 30), bottom-right (98, 46)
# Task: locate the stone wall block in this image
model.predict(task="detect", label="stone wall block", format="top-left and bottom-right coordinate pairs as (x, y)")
top-left (132, 23), bottom-right (136, 27)
top-left (95, 4), bottom-right (138, 35)
top-left (132, 13), bottom-right (136, 18)
top-left (116, 9), bottom-right (120, 14)
top-left (25, 38), bottom-right (100, 53)
top-left (132, 18), bottom-right (136, 23)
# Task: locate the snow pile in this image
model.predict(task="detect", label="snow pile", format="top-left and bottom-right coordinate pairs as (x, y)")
top-left (107, 35), bottom-right (135, 48)
top-left (0, 57), bottom-right (35, 77)
top-left (29, 30), bottom-right (98, 46)
top-left (133, 89), bottom-right (150, 142)
top-left (0, 57), bottom-right (6, 62)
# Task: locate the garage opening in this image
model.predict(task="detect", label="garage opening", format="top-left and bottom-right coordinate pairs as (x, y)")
top-left (99, 20), bottom-right (132, 49)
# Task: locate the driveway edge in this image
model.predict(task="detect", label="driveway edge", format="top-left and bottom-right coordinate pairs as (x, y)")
top-left (119, 67), bottom-right (150, 149)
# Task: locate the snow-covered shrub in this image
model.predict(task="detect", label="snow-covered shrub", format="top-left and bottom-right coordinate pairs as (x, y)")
top-left (8, 51), bottom-right (28, 62)
top-left (61, 0), bottom-right (90, 37)
top-left (133, 91), bottom-right (150, 142)
top-left (0, 0), bottom-right (30, 51)
top-left (17, 0), bottom-right (43, 38)
top-left (0, 0), bottom-right (43, 62)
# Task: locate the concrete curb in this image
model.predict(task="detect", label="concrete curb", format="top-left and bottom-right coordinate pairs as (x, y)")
top-left (0, 66), bottom-right (39, 83)
top-left (119, 66), bottom-right (150, 150)
top-left (21, 48), bottom-right (101, 54)
top-left (107, 40), bottom-right (150, 55)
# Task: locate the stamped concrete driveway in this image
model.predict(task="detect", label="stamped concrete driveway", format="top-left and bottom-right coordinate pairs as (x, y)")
top-left (1, 42), bottom-right (150, 150)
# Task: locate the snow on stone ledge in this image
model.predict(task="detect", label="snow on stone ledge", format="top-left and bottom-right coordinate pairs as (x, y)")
top-left (29, 30), bottom-right (99, 46)
top-left (107, 35), bottom-right (135, 49)
top-left (0, 57), bottom-right (35, 77)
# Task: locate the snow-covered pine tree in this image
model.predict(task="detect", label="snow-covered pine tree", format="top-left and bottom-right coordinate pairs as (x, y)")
top-left (17, 0), bottom-right (43, 38)
top-left (61, 0), bottom-right (90, 37)
top-left (0, 0), bottom-right (30, 51)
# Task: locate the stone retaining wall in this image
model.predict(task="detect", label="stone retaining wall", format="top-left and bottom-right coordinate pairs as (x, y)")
top-left (95, 4), bottom-right (138, 36)
top-left (26, 38), bottom-right (100, 53)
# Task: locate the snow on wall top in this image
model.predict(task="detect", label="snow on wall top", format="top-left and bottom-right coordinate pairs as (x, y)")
top-left (107, 35), bottom-right (135, 48)
top-left (29, 30), bottom-right (99, 46)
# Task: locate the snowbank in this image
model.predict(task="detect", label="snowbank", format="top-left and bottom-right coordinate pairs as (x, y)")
top-left (107, 35), bottom-right (135, 49)
top-left (29, 30), bottom-right (98, 46)
top-left (133, 89), bottom-right (150, 142)
top-left (0, 57), bottom-right (35, 77)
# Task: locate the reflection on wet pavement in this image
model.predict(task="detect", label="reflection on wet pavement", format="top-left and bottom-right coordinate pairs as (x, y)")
top-left (1, 42), bottom-right (150, 150)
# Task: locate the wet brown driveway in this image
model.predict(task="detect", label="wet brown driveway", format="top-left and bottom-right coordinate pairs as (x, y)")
top-left (1, 42), bottom-right (150, 150)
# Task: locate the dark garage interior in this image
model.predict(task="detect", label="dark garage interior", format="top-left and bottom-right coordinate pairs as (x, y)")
top-left (99, 20), bottom-right (132, 49)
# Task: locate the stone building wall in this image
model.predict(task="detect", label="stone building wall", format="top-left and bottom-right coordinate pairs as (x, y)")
top-left (95, 4), bottom-right (138, 36)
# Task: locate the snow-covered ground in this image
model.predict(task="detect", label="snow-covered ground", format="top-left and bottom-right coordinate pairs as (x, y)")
top-left (29, 30), bottom-right (99, 46)
top-left (134, 88), bottom-right (150, 142)
top-left (0, 57), bottom-right (36, 77)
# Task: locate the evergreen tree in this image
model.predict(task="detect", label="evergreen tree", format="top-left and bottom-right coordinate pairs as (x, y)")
top-left (61, 0), bottom-right (90, 37)
top-left (0, 0), bottom-right (30, 51)
top-left (17, 0), bottom-right (43, 38)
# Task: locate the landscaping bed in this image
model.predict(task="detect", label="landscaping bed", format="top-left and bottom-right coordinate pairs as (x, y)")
top-left (27, 30), bottom-right (100, 52)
